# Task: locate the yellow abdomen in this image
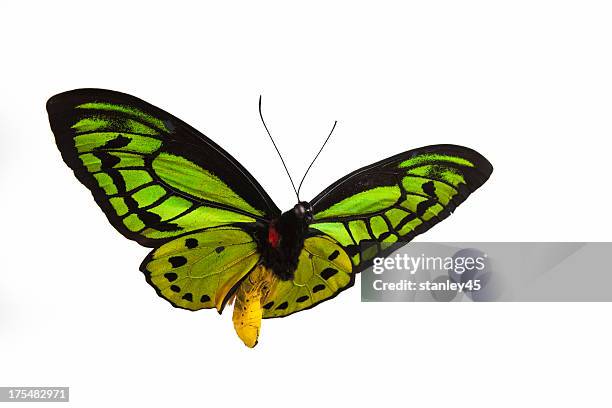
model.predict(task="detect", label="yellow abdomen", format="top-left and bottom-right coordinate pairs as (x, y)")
top-left (232, 265), bottom-right (276, 348)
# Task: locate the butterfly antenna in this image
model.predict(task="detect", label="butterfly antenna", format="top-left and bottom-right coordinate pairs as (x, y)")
top-left (297, 120), bottom-right (337, 198)
top-left (259, 96), bottom-right (299, 201)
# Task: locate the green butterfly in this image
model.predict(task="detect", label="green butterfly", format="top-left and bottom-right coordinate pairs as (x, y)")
top-left (47, 89), bottom-right (493, 347)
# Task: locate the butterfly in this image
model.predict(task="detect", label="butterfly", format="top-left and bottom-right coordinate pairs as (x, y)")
top-left (47, 89), bottom-right (493, 347)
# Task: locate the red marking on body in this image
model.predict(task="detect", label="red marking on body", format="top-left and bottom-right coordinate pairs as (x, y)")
top-left (268, 224), bottom-right (280, 248)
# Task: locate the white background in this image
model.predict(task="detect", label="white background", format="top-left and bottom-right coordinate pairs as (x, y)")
top-left (1, 1), bottom-right (611, 407)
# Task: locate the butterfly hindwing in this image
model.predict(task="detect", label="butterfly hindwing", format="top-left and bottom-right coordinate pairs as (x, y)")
top-left (263, 235), bottom-right (353, 318)
top-left (47, 89), bottom-right (280, 247)
top-left (141, 226), bottom-right (260, 312)
top-left (309, 144), bottom-right (493, 270)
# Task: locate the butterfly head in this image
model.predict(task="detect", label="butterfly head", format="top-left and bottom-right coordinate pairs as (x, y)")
top-left (293, 201), bottom-right (313, 223)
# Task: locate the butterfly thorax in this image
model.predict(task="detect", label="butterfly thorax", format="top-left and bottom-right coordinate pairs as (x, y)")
top-left (257, 202), bottom-right (313, 281)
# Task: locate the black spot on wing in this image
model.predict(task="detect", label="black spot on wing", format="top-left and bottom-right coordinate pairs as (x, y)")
top-left (98, 134), bottom-right (130, 150)
top-left (263, 301), bottom-right (274, 309)
top-left (215, 246), bottom-right (225, 254)
top-left (182, 293), bottom-right (193, 302)
top-left (185, 238), bottom-right (198, 249)
top-left (164, 272), bottom-right (178, 282)
top-left (169, 256), bottom-right (187, 268)
top-left (422, 180), bottom-right (436, 196)
top-left (320, 268), bottom-right (338, 280)
top-left (328, 250), bottom-right (340, 261)
top-left (296, 295), bottom-right (309, 303)
top-left (200, 294), bottom-right (211, 303)
top-left (313, 284), bottom-right (325, 293)
top-left (276, 301), bottom-right (289, 310)
top-left (170, 285), bottom-right (181, 293)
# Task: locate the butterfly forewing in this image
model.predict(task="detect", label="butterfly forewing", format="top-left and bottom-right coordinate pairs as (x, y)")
top-left (47, 89), bottom-right (280, 248)
top-left (309, 145), bottom-right (493, 270)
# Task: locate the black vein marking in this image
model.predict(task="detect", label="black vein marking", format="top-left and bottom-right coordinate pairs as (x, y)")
top-left (364, 219), bottom-right (376, 240)
top-left (276, 301), bottom-right (289, 310)
top-left (363, 218), bottom-right (382, 252)
top-left (361, 240), bottom-right (378, 261)
top-left (263, 301), bottom-right (274, 309)
top-left (170, 285), bottom-right (181, 293)
top-left (164, 272), bottom-right (178, 282)
top-left (114, 180), bottom-right (157, 198)
top-left (396, 174), bottom-right (408, 199)
top-left (98, 165), bottom-right (145, 172)
top-left (132, 193), bottom-right (170, 213)
top-left (98, 134), bottom-right (130, 150)
top-left (381, 213), bottom-right (395, 234)
top-left (382, 214), bottom-right (400, 236)
top-left (153, 221), bottom-right (182, 232)
top-left (395, 212), bottom-right (418, 232)
top-left (379, 231), bottom-right (393, 241)
top-left (343, 221), bottom-right (358, 246)
top-left (328, 250), bottom-right (340, 261)
top-left (139, 211), bottom-right (162, 227)
top-left (345, 245), bottom-right (360, 257)
top-left (296, 295), bottom-right (309, 303)
top-left (124, 196), bottom-right (139, 211)
top-left (396, 200), bottom-right (432, 226)
top-left (320, 268), bottom-right (338, 280)
top-left (106, 169), bottom-right (126, 193)
top-left (370, 222), bottom-right (385, 249)
top-left (215, 246), bottom-right (225, 254)
top-left (313, 284), bottom-right (326, 293)
top-left (185, 238), bottom-right (198, 249)
top-left (416, 198), bottom-right (437, 217)
top-left (182, 293), bottom-right (193, 302)
top-left (169, 256), bottom-right (187, 268)
top-left (94, 151), bottom-right (121, 168)
top-left (200, 294), bottom-right (211, 303)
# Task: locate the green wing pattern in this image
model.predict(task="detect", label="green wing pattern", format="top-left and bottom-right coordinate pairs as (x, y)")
top-left (141, 227), bottom-right (260, 312)
top-left (309, 145), bottom-right (493, 269)
top-left (47, 89), bottom-right (280, 247)
top-left (263, 235), bottom-right (353, 318)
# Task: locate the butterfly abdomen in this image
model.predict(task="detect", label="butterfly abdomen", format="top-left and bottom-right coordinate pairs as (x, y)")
top-left (232, 265), bottom-right (277, 348)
